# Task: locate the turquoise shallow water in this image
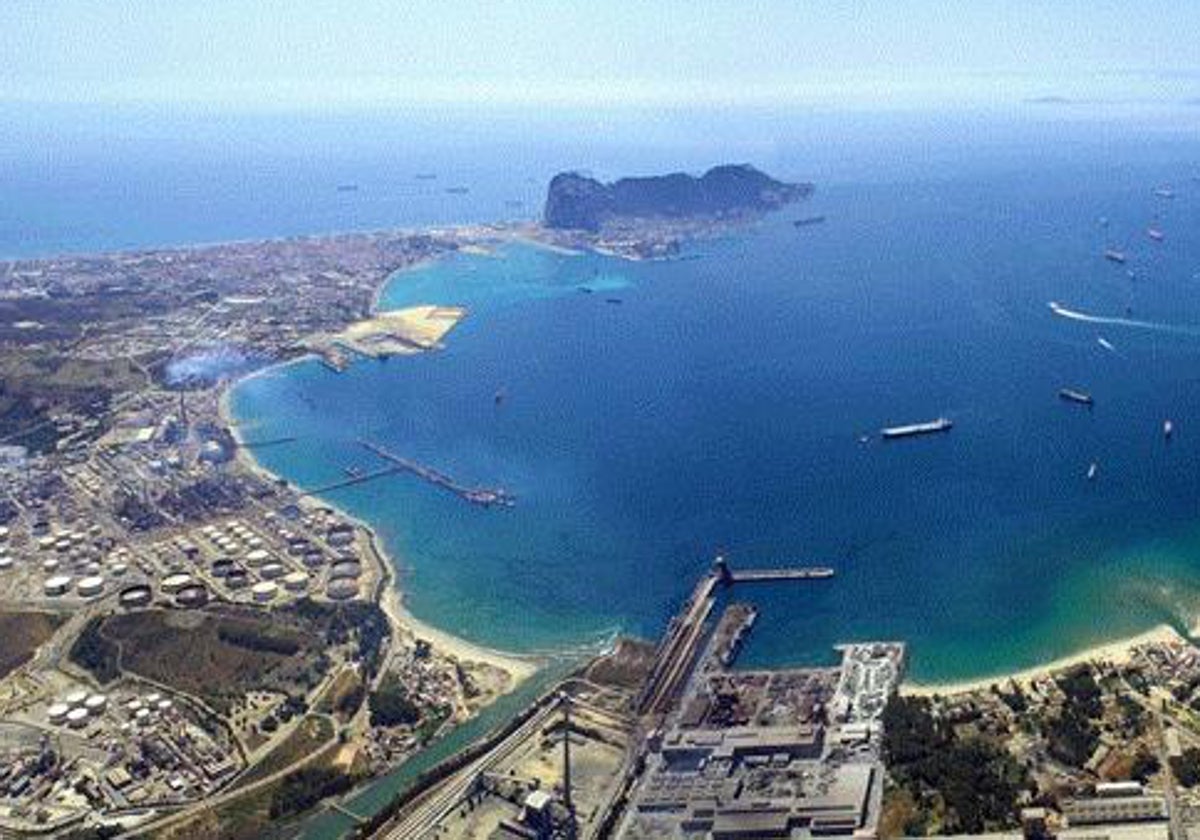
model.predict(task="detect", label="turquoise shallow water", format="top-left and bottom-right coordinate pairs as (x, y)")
top-left (232, 155), bottom-right (1200, 687)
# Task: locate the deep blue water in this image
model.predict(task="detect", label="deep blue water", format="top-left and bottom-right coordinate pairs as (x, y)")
top-left (10, 102), bottom-right (1200, 682)
top-left (231, 143), bottom-right (1200, 683)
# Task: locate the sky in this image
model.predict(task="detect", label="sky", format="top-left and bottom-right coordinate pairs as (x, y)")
top-left (3, 1), bottom-right (1200, 109)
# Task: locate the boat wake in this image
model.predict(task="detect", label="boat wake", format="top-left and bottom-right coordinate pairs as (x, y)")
top-left (1048, 302), bottom-right (1200, 337)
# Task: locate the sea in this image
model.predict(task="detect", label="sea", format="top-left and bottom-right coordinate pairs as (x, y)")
top-left (9, 100), bottom-right (1200, 836)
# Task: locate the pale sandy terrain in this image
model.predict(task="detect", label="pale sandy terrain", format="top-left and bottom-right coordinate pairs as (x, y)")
top-left (335, 304), bottom-right (466, 354)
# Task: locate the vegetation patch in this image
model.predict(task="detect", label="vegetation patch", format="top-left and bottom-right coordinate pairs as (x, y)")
top-left (882, 695), bottom-right (1029, 834)
top-left (78, 608), bottom-right (326, 713)
top-left (0, 611), bottom-right (65, 679)
top-left (232, 714), bottom-right (336, 790)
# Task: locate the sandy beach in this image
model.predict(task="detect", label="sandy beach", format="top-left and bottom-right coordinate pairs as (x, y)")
top-left (218, 377), bottom-right (540, 694)
top-left (902, 623), bottom-right (1186, 697)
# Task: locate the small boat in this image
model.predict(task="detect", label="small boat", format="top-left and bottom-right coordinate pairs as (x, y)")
top-left (1148, 227), bottom-right (1165, 242)
top-left (1058, 388), bottom-right (1094, 406)
top-left (1097, 336), bottom-right (1116, 352)
top-left (1104, 249), bottom-right (1127, 264)
top-left (577, 286), bottom-right (594, 294)
top-left (444, 186), bottom-right (470, 195)
top-left (494, 389), bottom-right (506, 406)
top-left (336, 184), bottom-right (359, 192)
top-left (344, 465), bottom-right (364, 479)
top-left (1153, 186), bottom-right (1175, 199)
top-left (881, 417), bottom-right (953, 439)
top-left (1164, 419), bottom-right (1174, 439)
top-left (415, 173), bottom-right (438, 180)
top-left (793, 215), bottom-right (827, 228)
top-left (605, 298), bottom-right (623, 305)
top-left (1087, 462), bottom-right (1098, 481)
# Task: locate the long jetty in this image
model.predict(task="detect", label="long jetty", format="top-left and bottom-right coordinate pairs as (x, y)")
top-left (358, 440), bottom-right (515, 508)
top-left (299, 466), bottom-right (405, 497)
top-left (636, 559), bottom-right (835, 717)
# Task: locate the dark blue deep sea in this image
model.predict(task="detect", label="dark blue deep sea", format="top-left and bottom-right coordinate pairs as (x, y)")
top-left (232, 160), bottom-right (1200, 684)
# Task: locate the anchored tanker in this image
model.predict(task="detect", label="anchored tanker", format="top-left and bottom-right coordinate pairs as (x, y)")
top-left (881, 417), bottom-right (953, 439)
top-left (1058, 388), bottom-right (1094, 406)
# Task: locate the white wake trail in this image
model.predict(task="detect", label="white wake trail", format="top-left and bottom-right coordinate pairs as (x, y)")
top-left (1048, 302), bottom-right (1200, 337)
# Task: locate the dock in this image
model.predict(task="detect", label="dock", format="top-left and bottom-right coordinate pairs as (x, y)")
top-left (635, 558), bottom-right (835, 716)
top-left (728, 567), bottom-right (835, 584)
top-left (358, 440), bottom-right (515, 508)
top-left (299, 466), bottom-right (405, 497)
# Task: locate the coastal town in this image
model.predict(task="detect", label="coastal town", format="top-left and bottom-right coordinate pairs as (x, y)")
top-left (3, 168), bottom-right (1200, 840)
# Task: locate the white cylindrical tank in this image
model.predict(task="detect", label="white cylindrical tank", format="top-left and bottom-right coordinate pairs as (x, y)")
top-left (66, 689), bottom-right (88, 707)
top-left (44, 575), bottom-right (72, 596)
top-left (84, 694), bottom-right (108, 715)
top-left (77, 575), bottom-right (105, 598)
top-left (260, 563), bottom-right (285, 580)
top-left (282, 571), bottom-right (309, 592)
top-left (251, 581), bottom-right (278, 603)
top-left (66, 707), bottom-right (89, 729)
top-left (245, 548), bottom-right (271, 567)
top-left (0, 557), bottom-right (12, 571)
top-left (161, 573), bottom-right (192, 594)
top-left (47, 702), bottom-right (71, 724)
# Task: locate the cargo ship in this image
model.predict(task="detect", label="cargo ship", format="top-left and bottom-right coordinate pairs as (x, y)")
top-left (793, 215), bottom-right (827, 228)
top-left (1058, 388), bottom-right (1094, 406)
top-left (881, 417), bottom-right (953, 439)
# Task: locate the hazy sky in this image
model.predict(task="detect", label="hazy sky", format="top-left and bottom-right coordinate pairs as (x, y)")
top-left (4, 1), bottom-right (1200, 108)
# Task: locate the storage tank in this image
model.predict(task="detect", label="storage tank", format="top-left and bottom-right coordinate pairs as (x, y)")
top-left (65, 689), bottom-right (89, 708)
top-left (260, 563), bottom-right (285, 580)
top-left (282, 571), bottom-right (309, 592)
top-left (175, 584), bottom-right (209, 609)
top-left (44, 575), bottom-right (72, 597)
top-left (0, 556), bottom-right (12, 571)
top-left (161, 573), bottom-right (192, 594)
top-left (47, 702), bottom-right (71, 724)
top-left (41, 558), bottom-right (60, 573)
top-left (77, 575), bottom-right (105, 598)
top-left (84, 694), bottom-right (108, 715)
top-left (226, 569), bottom-right (250, 590)
top-left (245, 548), bottom-right (271, 567)
top-left (66, 707), bottom-right (89, 729)
top-left (328, 561), bottom-right (362, 581)
top-left (251, 581), bottom-right (278, 602)
top-left (119, 584), bottom-right (153, 608)
top-left (325, 578), bottom-right (359, 601)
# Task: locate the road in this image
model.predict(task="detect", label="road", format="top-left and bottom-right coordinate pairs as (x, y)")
top-left (376, 697), bottom-right (562, 839)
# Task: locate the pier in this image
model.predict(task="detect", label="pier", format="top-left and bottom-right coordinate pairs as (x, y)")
top-left (727, 567), bottom-right (835, 584)
top-left (358, 440), bottom-right (515, 508)
top-left (236, 436), bottom-right (297, 449)
top-left (299, 466), bottom-right (405, 497)
top-left (635, 558), bottom-right (835, 716)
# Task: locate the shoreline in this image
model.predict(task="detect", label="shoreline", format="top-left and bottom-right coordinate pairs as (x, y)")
top-left (212, 223), bottom-right (1200, 707)
top-left (902, 623), bottom-right (1187, 697)
top-left (218, 382), bottom-right (542, 688)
